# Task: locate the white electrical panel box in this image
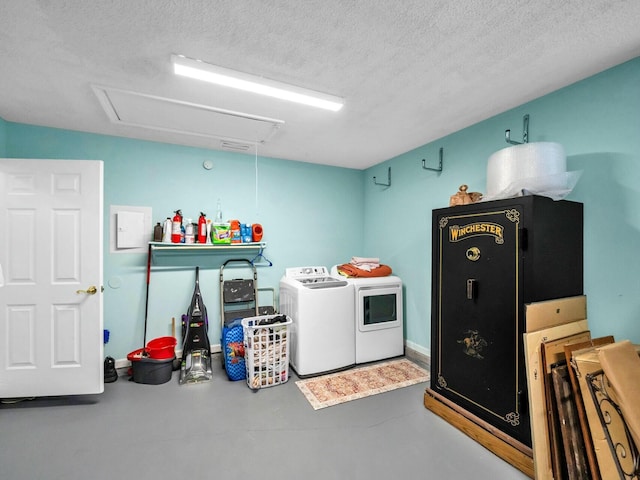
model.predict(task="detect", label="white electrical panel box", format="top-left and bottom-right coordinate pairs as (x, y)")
top-left (110, 205), bottom-right (152, 253)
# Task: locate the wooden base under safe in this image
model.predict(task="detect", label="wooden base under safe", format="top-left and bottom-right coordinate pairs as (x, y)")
top-left (424, 388), bottom-right (534, 478)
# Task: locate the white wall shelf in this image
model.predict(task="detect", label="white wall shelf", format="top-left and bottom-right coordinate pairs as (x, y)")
top-left (149, 241), bottom-right (267, 263)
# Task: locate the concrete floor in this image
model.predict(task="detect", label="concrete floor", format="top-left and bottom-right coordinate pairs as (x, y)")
top-left (1, 356), bottom-right (528, 480)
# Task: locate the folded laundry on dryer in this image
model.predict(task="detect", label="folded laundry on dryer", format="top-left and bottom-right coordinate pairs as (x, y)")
top-left (350, 256), bottom-right (380, 271)
top-left (337, 263), bottom-right (392, 278)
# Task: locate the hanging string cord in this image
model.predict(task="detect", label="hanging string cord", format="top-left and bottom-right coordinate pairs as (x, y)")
top-left (255, 144), bottom-right (259, 217)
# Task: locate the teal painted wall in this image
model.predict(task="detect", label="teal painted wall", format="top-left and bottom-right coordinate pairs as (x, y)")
top-left (0, 116), bottom-right (6, 156)
top-left (4, 57), bottom-right (640, 361)
top-left (5, 126), bottom-right (364, 359)
top-left (364, 57), bottom-right (640, 355)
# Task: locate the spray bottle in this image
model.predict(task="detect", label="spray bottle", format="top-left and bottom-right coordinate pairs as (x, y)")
top-left (206, 219), bottom-right (212, 244)
top-left (185, 218), bottom-right (195, 244)
top-left (215, 199), bottom-right (223, 222)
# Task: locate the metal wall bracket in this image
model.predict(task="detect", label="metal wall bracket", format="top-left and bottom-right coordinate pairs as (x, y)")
top-left (422, 147), bottom-right (444, 172)
top-left (373, 167), bottom-right (391, 187)
top-left (505, 114), bottom-right (529, 145)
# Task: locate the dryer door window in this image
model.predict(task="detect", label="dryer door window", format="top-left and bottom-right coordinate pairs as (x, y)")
top-left (357, 286), bottom-right (402, 332)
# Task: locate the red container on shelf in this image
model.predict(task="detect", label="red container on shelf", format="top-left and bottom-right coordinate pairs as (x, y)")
top-left (229, 219), bottom-right (241, 243)
top-left (252, 224), bottom-right (263, 242)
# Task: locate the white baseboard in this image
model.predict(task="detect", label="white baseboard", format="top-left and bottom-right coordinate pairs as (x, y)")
top-left (404, 340), bottom-right (430, 358)
top-left (404, 340), bottom-right (430, 368)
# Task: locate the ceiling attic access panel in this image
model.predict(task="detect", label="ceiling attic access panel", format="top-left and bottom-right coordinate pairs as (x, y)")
top-left (92, 86), bottom-right (284, 145)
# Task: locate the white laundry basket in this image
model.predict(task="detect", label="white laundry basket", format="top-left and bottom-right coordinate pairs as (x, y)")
top-left (242, 314), bottom-right (292, 389)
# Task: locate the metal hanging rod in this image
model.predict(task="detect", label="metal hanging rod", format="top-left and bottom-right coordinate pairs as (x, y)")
top-left (373, 167), bottom-right (391, 187)
top-left (505, 114), bottom-right (529, 145)
top-left (422, 147), bottom-right (444, 172)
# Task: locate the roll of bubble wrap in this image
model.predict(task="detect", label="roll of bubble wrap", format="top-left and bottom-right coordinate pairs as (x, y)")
top-left (486, 142), bottom-right (566, 199)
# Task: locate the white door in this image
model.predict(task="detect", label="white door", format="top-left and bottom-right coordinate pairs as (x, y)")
top-left (0, 159), bottom-right (104, 398)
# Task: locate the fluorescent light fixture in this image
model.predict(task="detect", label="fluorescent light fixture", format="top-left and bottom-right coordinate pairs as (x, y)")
top-left (172, 54), bottom-right (344, 112)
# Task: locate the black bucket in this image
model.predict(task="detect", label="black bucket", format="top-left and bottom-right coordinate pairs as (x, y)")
top-left (128, 349), bottom-right (174, 385)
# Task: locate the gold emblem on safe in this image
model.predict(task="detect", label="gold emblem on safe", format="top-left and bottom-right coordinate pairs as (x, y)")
top-left (457, 330), bottom-right (488, 359)
top-left (449, 222), bottom-right (504, 243)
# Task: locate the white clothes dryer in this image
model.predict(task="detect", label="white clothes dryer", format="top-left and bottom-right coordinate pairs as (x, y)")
top-left (279, 266), bottom-right (355, 377)
top-left (331, 266), bottom-right (404, 364)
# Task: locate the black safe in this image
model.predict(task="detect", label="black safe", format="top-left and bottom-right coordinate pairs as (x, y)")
top-left (431, 195), bottom-right (583, 448)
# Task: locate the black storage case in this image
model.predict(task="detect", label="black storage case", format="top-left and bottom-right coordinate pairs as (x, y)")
top-left (431, 195), bottom-right (583, 448)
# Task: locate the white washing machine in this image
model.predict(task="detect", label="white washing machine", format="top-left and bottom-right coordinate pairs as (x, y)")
top-left (279, 266), bottom-right (355, 377)
top-left (331, 266), bottom-right (404, 364)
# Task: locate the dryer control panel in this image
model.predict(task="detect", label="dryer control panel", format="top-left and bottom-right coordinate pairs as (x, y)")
top-left (285, 266), bottom-right (330, 278)
top-left (284, 266), bottom-right (347, 288)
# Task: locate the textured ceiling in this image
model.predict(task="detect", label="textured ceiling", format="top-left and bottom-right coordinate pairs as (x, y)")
top-left (1, 0), bottom-right (639, 169)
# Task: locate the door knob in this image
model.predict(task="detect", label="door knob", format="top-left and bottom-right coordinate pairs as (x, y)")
top-left (76, 285), bottom-right (98, 295)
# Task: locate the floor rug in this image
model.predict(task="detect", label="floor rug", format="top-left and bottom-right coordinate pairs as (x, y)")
top-left (295, 358), bottom-right (430, 410)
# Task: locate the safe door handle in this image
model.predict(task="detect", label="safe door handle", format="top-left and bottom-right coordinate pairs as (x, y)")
top-left (466, 279), bottom-right (477, 300)
top-left (518, 389), bottom-right (528, 416)
top-left (76, 285), bottom-right (98, 295)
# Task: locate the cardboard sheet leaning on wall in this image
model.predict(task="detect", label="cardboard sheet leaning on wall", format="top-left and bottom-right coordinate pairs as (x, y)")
top-left (523, 295), bottom-right (589, 480)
